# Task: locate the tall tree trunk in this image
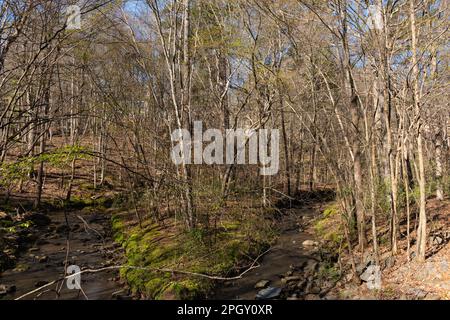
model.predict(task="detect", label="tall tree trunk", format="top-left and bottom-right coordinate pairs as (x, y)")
top-left (435, 125), bottom-right (444, 201)
top-left (376, 0), bottom-right (399, 255)
top-left (339, 2), bottom-right (366, 250)
top-left (34, 88), bottom-right (50, 209)
top-left (281, 105), bottom-right (291, 196)
top-left (182, 0), bottom-right (195, 229)
top-left (410, 0), bottom-right (427, 262)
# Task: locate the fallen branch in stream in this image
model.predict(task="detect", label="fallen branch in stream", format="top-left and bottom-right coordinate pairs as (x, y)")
top-left (76, 215), bottom-right (105, 241)
top-left (15, 248), bottom-right (271, 300)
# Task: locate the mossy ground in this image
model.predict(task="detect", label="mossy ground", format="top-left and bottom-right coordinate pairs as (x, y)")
top-left (314, 204), bottom-right (344, 252)
top-left (112, 201), bottom-right (276, 300)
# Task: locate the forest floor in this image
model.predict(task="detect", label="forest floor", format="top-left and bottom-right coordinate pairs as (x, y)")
top-left (324, 198), bottom-right (450, 300)
top-left (1, 173), bottom-right (448, 300)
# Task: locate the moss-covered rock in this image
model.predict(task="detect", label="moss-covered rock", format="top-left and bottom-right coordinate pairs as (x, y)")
top-left (314, 204), bottom-right (344, 253)
top-left (112, 208), bottom-right (274, 300)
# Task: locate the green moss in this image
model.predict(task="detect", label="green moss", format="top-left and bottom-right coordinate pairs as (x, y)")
top-left (171, 279), bottom-right (203, 300)
top-left (323, 206), bottom-right (337, 218)
top-left (121, 268), bottom-right (149, 295)
top-left (1, 220), bottom-right (33, 234)
top-left (145, 277), bottom-right (173, 298)
top-left (67, 196), bottom-right (94, 208)
top-left (314, 219), bottom-right (327, 234)
top-left (111, 215), bottom-right (125, 245)
top-left (221, 221), bottom-right (241, 231)
top-left (156, 279), bottom-right (207, 300)
top-left (112, 209), bottom-right (273, 300)
top-left (313, 204), bottom-right (344, 255)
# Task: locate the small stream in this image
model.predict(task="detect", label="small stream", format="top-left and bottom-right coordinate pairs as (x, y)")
top-left (0, 207), bottom-right (127, 300)
top-left (211, 203), bottom-right (334, 300)
top-left (1, 193), bottom-right (335, 300)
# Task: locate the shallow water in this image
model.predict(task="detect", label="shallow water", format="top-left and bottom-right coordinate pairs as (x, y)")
top-left (211, 205), bottom-right (323, 300)
top-left (0, 208), bottom-right (125, 300)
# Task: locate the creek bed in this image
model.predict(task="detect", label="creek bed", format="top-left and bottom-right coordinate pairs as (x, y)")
top-left (0, 208), bottom-right (126, 300)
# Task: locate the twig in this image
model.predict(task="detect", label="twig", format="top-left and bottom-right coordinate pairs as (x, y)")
top-left (76, 215), bottom-right (104, 240)
top-left (56, 238), bottom-right (70, 295)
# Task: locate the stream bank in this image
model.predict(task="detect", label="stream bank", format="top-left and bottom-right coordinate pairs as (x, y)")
top-left (211, 198), bottom-right (339, 300)
top-left (1, 190), bottom-right (339, 301)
